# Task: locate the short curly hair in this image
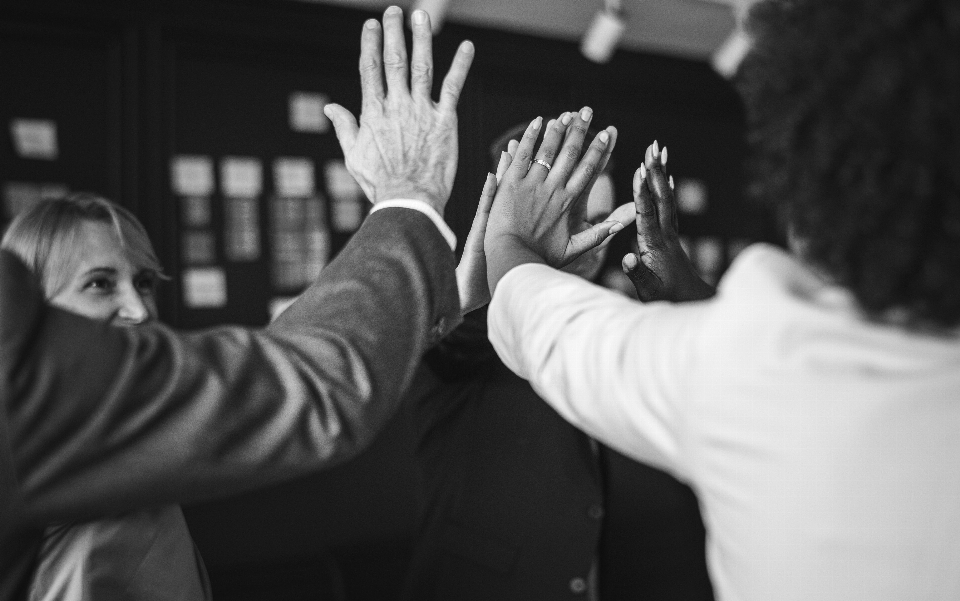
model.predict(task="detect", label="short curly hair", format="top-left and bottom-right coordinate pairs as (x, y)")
top-left (737, 0), bottom-right (960, 327)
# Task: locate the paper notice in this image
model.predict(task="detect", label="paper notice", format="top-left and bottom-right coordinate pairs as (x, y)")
top-left (10, 119), bottom-right (58, 160)
top-left (181, 230), bottom-right (216, 265)
top-left (693, 236), bottom-right (724, 275)
top-left (171, 156), bottom-right (215, 197)
top-left (677, 178), bottom-right (709, 215)
top-left (289, 92), bottom-right (329, 133)
top-left (221, 157), bottom-right (263, 198)
top-left (224, 197), bottom-right (261, 261)
top-left (181, 196), bottom-right (212, 227)
top-left (3, 182), bottom-right (41, 218)
top-left (182, 267), bottom-right (227, 308)
top-left (274, 157), bottom-right (315, 197)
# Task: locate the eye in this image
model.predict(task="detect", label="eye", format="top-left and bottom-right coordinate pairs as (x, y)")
top-left (135, 272), bottom-right (159, 294)
top-left (84, 276), bottom-right (116, 293)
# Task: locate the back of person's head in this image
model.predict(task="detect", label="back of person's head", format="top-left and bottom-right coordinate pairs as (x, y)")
top-left (737, 0), bottom-right (960, 328)
top-left (0, 193), bottom-right (163, 298)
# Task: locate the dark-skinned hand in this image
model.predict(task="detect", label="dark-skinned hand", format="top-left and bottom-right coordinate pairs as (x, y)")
top-left (622, 141), bottom-right (715, 302)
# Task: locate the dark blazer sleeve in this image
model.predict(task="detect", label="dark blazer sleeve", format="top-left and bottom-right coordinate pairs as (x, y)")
top-left (1, 207), bottom-right (460, 525)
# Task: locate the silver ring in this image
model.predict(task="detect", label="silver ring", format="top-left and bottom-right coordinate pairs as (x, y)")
top-left (531, 158), bottom-right (552, 171)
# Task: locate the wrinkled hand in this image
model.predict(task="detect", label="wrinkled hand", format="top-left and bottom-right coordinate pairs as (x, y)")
top-left (622, 142), bottom-right (715, 302)
top-left (323, 7), bottom-right (475, 214)
top-left (484, 108), bottom-right (627, 291)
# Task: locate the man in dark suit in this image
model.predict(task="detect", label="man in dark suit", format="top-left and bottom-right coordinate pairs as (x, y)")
top-left (0, 6), bottom-right (473, 599)
top-left (400, 126), bottom-right (713, 600)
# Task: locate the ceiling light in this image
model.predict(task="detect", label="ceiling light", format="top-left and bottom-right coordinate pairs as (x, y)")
top-left (413, 0), bottom-right (453, 34)
top-left (581, 0), bottom-right (626, 64)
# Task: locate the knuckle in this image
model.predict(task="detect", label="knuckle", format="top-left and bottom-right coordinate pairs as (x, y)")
top-left (410, 62), bottom-right (433, 82)
top-left (359, 58), bottom-right (380, 76)
top-left (441, 79), bottom-right (462, 99)
top-left (382, 51), bottom-right (406, 69)
top-left (564, 145), bottom-right (580, 162)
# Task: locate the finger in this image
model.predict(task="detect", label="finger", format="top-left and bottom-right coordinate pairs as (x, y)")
top-left (381, 6), bottom-right (409, 97)
top-left (528, 114), bottom-right (567, 181)
top-left (565, 126), bottom-right (617, 199)
top-left (324, 104), bottom-right (360, 151)
top-left (634, 164), bottom-right (662, 249)
top-left (476, 172), bottom-right (496, 217)
top-left (358, 19), bottom-right (385, 111)
top-left (438, 40), bottom-right (475, 112)
top-left (464, 172), bottom-right (497, 250)
top-left (409, 9), bottom-right (434, 100)
top-left (646, 155), bottom-right (677, 233)
top-left (506, 116), bottom-right (543, 178)
top-left (622, 253), bottom-right (661, 301)
top-left (495, 151), bottom-right (512, 183)
top-left (606, 201), bottom-right (636, 226)
top-left (565, 220), bottom-right (624, 263)
top-left (507, 139), bottom-right (519, 157)
top-left (549, 106), bottom-right (593, 184)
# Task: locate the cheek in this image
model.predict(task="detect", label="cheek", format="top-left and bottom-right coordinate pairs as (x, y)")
top-left (49, 290), bottom-right (118, 321)
top-left (144, 296), bottom-right (160, 322)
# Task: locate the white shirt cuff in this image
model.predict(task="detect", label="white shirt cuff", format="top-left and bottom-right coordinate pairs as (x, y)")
top-left (369, 199), bottom-right (457, 251)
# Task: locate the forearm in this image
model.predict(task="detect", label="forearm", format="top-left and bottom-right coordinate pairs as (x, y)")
top-left (5, 210), bottom-right (460, 523)
top-left (487, 264), bottom-right (696, 477)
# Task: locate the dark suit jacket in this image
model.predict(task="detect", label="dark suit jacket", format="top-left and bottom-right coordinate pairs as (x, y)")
top-left (0, 208), bottom-right (460, 601)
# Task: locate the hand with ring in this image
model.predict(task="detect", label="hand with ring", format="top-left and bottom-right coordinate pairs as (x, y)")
top-left (484, 107), bottom-right (630, 292)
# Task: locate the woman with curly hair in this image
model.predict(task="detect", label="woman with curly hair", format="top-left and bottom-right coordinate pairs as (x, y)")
top-left (482, 1), bottom-right (960, 600)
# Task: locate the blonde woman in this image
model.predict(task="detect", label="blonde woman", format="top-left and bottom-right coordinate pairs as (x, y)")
top-left (1, 194), bottom-right (210, 600)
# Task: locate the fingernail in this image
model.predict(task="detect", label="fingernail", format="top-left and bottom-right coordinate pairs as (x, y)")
top-left (597, 131), bottom-right (609, 144)
top-left (561, 112), bottom-right (572, 126)
top-left (653, 140), bottom-right (660, 157)
top-left (639, 163), bottom-right (647, 179)
top-left (609, 222), bottom-right (624, 234)
top-left (546, 119), bottom-right (557, 129)
top-left (580, 107), bottom-right (593, 121)
top-left (661, 146), bottom-right (668, 166)
top-left (669, 175), bottom-right (675, 190)
top-left (412, 9), bottom-right (426, 24)
top-left (385, 5), bottom-right (402, 15)
top-left (365, 19), bottom-right (379, 29)
top-left (530, 116), bottom-right (542, 130)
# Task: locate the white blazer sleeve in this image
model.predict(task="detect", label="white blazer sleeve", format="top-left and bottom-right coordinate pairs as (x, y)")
top-left (488, 264), bottom-right (708, 480)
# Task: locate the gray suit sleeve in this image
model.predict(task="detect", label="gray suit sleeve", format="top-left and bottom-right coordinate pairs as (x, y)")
top-left (1, 207), bottom-right (460, 524)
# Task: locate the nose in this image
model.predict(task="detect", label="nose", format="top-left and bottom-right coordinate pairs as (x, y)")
top-left (115, 284), bottom-right (151, 326)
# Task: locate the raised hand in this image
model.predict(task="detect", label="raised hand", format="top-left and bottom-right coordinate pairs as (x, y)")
top-left (323, 6), bottom-right (475, 214)
top-left (484, 108), bottom-right (629, 292)
top-left (622, 142), bottom-right (715, 302)
top-left (454, 150), bottom-right (514, 314)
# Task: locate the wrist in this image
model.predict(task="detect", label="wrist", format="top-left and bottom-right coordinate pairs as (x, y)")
top-left (486, 233), bottom-right (546, 296)
top-left (372, 187), bottom-right (446, 215)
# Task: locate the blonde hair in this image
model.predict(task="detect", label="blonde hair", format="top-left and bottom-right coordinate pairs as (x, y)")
top-left (0, 193), bottom-right (165, 298)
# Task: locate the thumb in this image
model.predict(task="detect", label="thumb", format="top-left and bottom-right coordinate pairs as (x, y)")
top-left (324, 104), bottom-right (359, 152)
top-left (565, 220), bottom-right (624, 264)
top-left (464, 173), bottom-right (497, 252)
top-left (622, 253), bottom-right (661, 302)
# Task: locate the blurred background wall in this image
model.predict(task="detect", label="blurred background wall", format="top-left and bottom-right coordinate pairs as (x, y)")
top-left (0, 0), bottom-right (774, 598)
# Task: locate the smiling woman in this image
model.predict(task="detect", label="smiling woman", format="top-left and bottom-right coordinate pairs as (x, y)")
top-left (0, 194), bottom-right (210, 600)
top-left (1, 194), bottom-right (166, 325)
